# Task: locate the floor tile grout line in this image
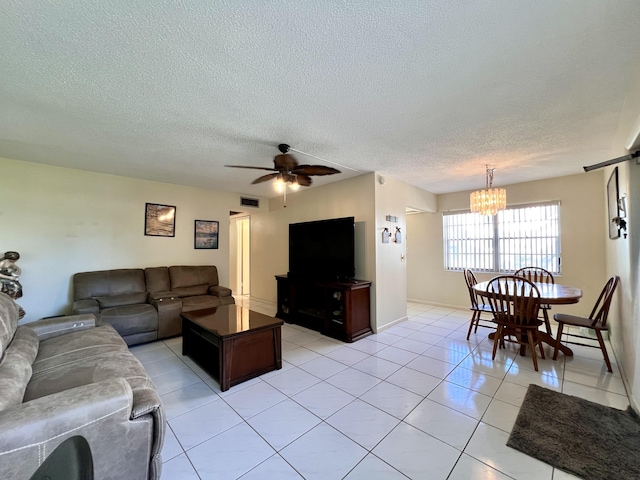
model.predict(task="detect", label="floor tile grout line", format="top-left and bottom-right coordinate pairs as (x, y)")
top-left (158, 299), bottom-right (627, 479)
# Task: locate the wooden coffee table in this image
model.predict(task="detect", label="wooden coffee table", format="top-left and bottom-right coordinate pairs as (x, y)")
top-left (181, 304), bottom-right (283, 391)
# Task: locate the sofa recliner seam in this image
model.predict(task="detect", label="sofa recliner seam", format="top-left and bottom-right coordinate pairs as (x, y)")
top-left (31, 346), bottom-right (129, 375)
top-left (0, 393), bottom-right (130, 457)
top-left (33, 343), bottom-right (125, 365)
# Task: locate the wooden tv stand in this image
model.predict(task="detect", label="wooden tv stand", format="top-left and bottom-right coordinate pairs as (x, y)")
top-left (275, 274), bottom-right (372, 342)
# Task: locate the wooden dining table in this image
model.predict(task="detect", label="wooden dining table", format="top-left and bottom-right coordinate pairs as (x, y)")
top-left (473, 280), bottom-right (583, 356)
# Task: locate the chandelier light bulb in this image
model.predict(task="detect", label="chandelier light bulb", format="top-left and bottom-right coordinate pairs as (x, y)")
top-left (274, 177), bottom-right (285, 193)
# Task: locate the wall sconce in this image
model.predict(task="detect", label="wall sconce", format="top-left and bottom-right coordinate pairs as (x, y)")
top-left (383, 215), bottom-right (397, 244)
top-left (382, 215), bottom-right (402, 243)
top-left (612, 217), bottom-right (628, 239)
top-left (394, 227), bottom-right (402, 244)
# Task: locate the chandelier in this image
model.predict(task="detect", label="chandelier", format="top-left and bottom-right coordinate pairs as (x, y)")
top-left (470, 166), bottom-right (506, 216)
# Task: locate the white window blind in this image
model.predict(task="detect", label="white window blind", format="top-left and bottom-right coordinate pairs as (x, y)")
top-left (443, 202), bottom-right (561, 274)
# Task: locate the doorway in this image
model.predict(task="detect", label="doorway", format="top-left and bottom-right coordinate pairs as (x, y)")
top-left (230, 215), bottom-right (251, 296)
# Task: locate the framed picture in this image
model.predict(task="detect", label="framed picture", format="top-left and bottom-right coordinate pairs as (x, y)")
top-left (607, 168), bottom-right (620, 239)
top-left (194, 220), bottom-right (219, 249)
top-left (144, 203), bottom-right (176, 237)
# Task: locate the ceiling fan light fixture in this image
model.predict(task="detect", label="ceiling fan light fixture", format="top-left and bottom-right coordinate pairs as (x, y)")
top-left (225, 143), bottom-right (341, 205)
top-left (470, 166), bottom-right (506, 216)
top-left (274, 175), bottom-right (285, 193)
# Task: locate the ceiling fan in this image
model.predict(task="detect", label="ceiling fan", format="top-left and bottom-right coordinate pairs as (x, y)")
top-left (225, 144), bottom-right (341, 191)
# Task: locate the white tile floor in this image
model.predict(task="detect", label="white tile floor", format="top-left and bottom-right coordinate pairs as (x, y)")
top-left (130, 298), bottom-right (630, 480)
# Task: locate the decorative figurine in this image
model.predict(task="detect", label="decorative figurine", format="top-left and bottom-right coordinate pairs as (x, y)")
top-left (0, 251), bottom-right (23, 299)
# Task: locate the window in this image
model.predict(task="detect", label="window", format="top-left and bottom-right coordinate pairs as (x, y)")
top-left (443, 202), bottom-right (560, 274)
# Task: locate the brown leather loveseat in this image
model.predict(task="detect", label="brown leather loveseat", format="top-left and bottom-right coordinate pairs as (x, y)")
top-left (72, 265), bottom-right (234, 345)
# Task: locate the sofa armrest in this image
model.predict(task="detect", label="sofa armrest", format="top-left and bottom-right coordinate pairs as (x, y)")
top-left (209, 285), bottom-right (232, 297)
top-left (0, 378), bottom-right (135, 480)
top-left (72, 298), bottom-right (100, 315)
top-left (149, 291), bottom-right (177, 301)
top-left (26, 314), bottom-right (96, 341)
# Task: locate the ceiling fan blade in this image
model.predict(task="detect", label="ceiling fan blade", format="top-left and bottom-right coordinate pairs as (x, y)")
top-left (291, 165), bottom-right (341, 176)
top-left (252, 173), bottom-right (281, 184)
top-left (273, 154), bottom-right (299, 171)
top-left (225, 165), bottom-right (279, 172)
top-left (295, 174), bottom-right (313, 186)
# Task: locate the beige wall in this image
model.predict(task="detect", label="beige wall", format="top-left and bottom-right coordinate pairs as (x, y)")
top-left (407, 172), bottom-right (607, 318)
top-left (374, 174), bottom-right (437, 330)
top-left (605, 161), bottom-right (640, 411)
top-left (0, 157), bottom-right (266, 321)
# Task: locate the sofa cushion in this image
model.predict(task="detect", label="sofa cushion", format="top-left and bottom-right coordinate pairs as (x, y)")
top-left (169, 266), bottom-right (219, 289)
top-left (0, 327), bottom-right (38, 411)
top-left (95, 292), bottom-right (149, 309)
top-left (32, 324), bottom-right (126, 375)
top-left (0, 349), bottom-right (32, 412)
top-left (24, 350), bottom-right (155, 403)
top-left (100, 304), bottom-right (158, 337)
top-left (0, 292), bottom-right (19, 357)
top-left (145, 267), bottom-right (171, 294)
top-left (8, 326), bottom-right (39, 365)
top-left (73, 269), bottom-right (146, 300)
top-left (171, 285), bottom-right (209, 297)
top-left (180, 295), bottom-right (222, 312)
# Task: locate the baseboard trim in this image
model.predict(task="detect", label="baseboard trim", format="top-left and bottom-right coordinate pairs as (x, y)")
top-left (375, 315), bottom-right (408, 333)
top-left (610, 343), bottom-right (639, 414)
top-left (407, 298), bottom-right (466, 311)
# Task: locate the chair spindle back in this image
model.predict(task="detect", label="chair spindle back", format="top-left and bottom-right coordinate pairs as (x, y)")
top-left (589, 276), bottom-right (619, 328)
top-left (514, 267), bottom-right (555, 285)
top-left (463, 269), bottom-right (480, 309)
top-left (486, 275), bottom-right (541, 326)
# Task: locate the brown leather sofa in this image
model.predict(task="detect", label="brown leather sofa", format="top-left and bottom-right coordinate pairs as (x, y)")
top-left (72, 265), bottom-right (234, 345)
top-left (0, 292), bottom-right (164, 480)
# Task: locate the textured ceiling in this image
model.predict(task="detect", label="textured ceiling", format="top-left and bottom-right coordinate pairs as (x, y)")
top-left (2, 1), bottom-right (640, 198)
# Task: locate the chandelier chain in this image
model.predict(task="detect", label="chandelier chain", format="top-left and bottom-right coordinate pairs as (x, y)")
top-left (485, 165), bottom-right (496, 190)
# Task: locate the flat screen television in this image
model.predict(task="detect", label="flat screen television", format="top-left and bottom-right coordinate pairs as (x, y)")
top-left (289, 216), bottom-right (355, 280)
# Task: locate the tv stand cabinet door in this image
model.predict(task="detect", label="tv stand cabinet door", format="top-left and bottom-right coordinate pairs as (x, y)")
top-left (342, 283), bottom-right (372, 342)
top-left (323, 282), bottom-right (372, 342)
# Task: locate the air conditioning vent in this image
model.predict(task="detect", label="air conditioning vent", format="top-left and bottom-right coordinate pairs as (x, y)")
top-left (240, 197), bottom-right (260, 208)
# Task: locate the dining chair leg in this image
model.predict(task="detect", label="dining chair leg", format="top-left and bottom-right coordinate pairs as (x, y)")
top-left (466, 311), bottom-right (478, 340)
top-left (519, 332), bottom-right (527, 356)
top-left (537, 333), bottom-right (545, 359)
top-left (473, 315), bottom-right (480, 333)
top-left (595, 329), bottom-right (613, 373)
top-left (553, 323), bottom-right (564, 360)
top-left (492, 325), bottom-right (503, 360)
top-left (542, 309), bottom-right (552, 335)
top-left (526, 330), bottom-right (539, 371)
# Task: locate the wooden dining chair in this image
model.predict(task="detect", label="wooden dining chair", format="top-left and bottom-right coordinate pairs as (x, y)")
top-left (553, 276), bottom-right (619, 372)
top-left (486, 275), bottom-right (544, 371)
top-left (514, 267), bottom-right (554, 335)
top-left (463, 269), bottom-right (494, 340)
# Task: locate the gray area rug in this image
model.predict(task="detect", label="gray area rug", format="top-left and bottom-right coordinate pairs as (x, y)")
top-left (507, 384), bottom-right (640, 480)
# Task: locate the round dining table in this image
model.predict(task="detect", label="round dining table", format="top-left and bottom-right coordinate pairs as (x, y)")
top-left (473, 280), bottom-right (583, 356)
